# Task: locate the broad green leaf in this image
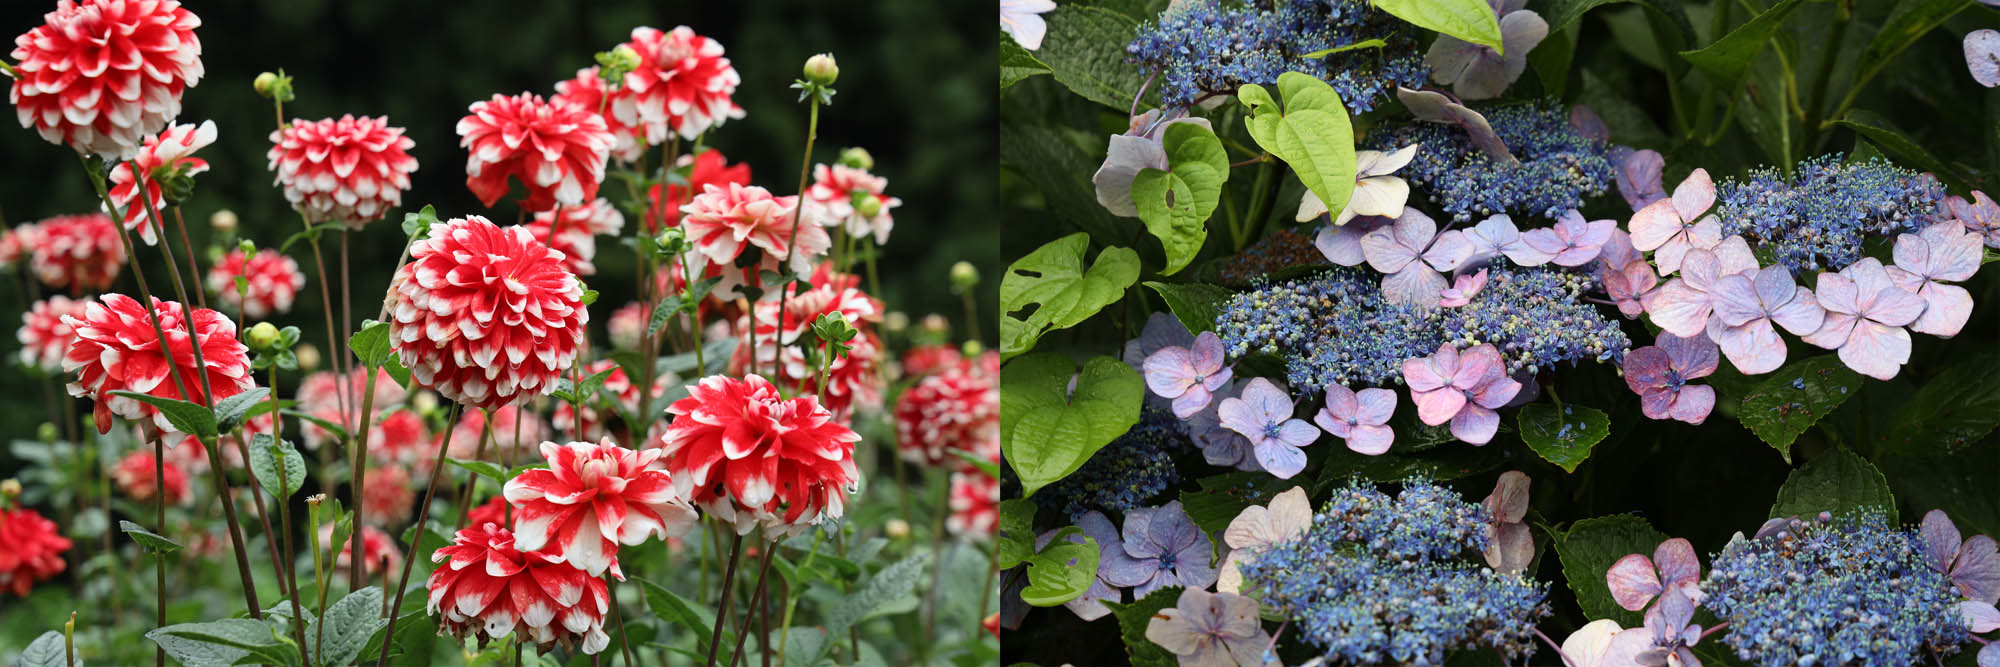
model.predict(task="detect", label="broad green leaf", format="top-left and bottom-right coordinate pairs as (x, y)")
top-left (1034, 5), bottom-right (1152, 111)
top-left (110, 391), bottom-right (217, 439)
top-left (1141, 281), bottom-right (1234, 334)
top-left (249, 434), bottom-right (307, 499)
top-left (1238, 73), bottom-right (1355, 227)
top-left (1768, 446), bottom-right (1898, 524)
top-left (1179, 471), bottom-right (1293, 536)
top-left (348, 319), bottom-right (394, 369)
top-left (1737, 355), bottom-right (1863, 463)
top-left (1529, 26), bottom-right (1579, 98)
top-left (1106, 586), bottom-right (1182, 667)
top-left (121, 519), bottom-right (183, 554)
top-left (282, 409), bottom-right (349, 442)
top-left (1001, 354), bottom-right (1145, 496)
top-left (997, 499), bottom-right (1037, 569)
top-left (1882, 442), bottom-right (2000, 539)
top-left (147, 618), bottom-right (300, 667)
top-left (1000, 31), bottom-right (1052, 90)
top-left (821, 553), bottom-right (930, 649)
top-left (19, 631), bottom-right (63, 667)
top-left (1832, 110), bottom-right (1977, 193)
top-left (1373, 0), bottom-right (1502, 51)
top-left (445, 457), bottom-right (508, 483)
top-left (1130, 122), bottom-right (1228, 275)
top-left (1677, 0), bottom-right (1801, 91)
top-left (637, 576), bottom-right (716, 652)
top-left (213, 387), bottom-right (271, 434)
top-left (1021, 527), bottom-right (1100, 606)
top-left (1516, 402), bottom-right (1611, 473)
top-left (1878, 353), bottom-right (2000, 455)
top-left (1555, 514), bottom-right (1670, 627)
top-left (948, 448), bottom-right (1003, 479)
top-left (999, 234), bottom-right (1141, 359)
top-left (308, 586), bottom-right (388, 666)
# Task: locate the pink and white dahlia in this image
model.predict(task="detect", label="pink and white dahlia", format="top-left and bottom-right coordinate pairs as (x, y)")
top-left (18, 295), bottom-right (90, 372)
top-left (388, 215), bottom-right (588, 409)
top-left (658, 375), bottom-right (862, 537)
top-left (552, 67), bottom-right (643, 163)
top-left (805, 163), bottom-right (902, 244)
top-left (523, 198), bottom-right (622, 277)
top-left (645, 149), bottom-right (750, 233)
top-left (9, 0), bottom-right (204, 160)
top-left (366, 409), bottom-right (429, 465)
top-left (606, 301), bottom-right (648, 351)
top-left (295, 368), bottom-right (406, 450)
top-left (106, 120), bottom-right (215, 244)
top-left (23, 214), bottom-right (124, 293)
top-left (615, 27), bottom-right (743, 143)
top-left (362, 462), bottom-right (415, 527)
top-left (682, 182), bottom-right (821, 267)
top-left (427, 522), bottom-right (611, 654)
top-left (62, 294), bottom-right (253, 434)
top-left (502, 439), bottom-right (697, 577)
top-left (267, 115), bottom-right (419, 227)
top-left (948, 471), bottom-right (1000, 540)
top-left (734, 276), bottom-right (885, 414)
top-left (205, 248), bottom-right (305, 319)
top-left (111, 450), bottom-right (189, 505)
top-left (457, 93), bottom-right (614, 213)
top-left (894, 352), bottom-right (1002, 468)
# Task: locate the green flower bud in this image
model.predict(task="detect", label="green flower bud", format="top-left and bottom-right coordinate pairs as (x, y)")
top-left (246, 322), bottom-right (282, 351)
top-left (884, 311), bottom-right (909, 333)
top-left (253, 72), bottom-right (280, 97)
top-left (0, 479), bottom-right (19, 499)
top-left (803, 53), bottom-right (839, 86)
top-left (852, 193), bottom-right (883, 219)
top-left (838, 147), bottom-right (874, 171)
top-left (921, 313), bottom-right (950, 336)
top-left (949, 261), bottom-right (980, 294)
top-left (962, 340), bottom-right (985, 357)
top-left (37, 423), bottom-right (58, 444)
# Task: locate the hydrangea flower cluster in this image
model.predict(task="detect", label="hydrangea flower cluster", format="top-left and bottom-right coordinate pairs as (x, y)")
top-left (1126, 0), bottom-right (1427, 112)
top-left (1370, 100), bottom-right (1614, 222)
top-left (1240, 478), bottom-right (1549, 664)
top-left (1032, 406), bottom-right (1188, 523)
top-left (1216, 266), bottom-right (1443, 388)
top-left (1714, 155), bottom-right (1945, 273)
top-left (1701, 511), bottom-right (1970, 666)
top-left (1437, 263), bottom-right (1630, 372)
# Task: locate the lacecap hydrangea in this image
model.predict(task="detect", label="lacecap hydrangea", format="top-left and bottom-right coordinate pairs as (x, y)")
top-left (1216, 266), bottom-right (1444, 389)
top-left (1438, 263), bottom-right (1629, 373)
top-left (1127, 0), bottom-right (1427, 112)
top-left (1240, 478), bottom-right (1549, 664)
top-left (1031, 406), bottom-right (1189, 524)
top-left (1370, 100), bottom-right (1614, 222)
top-left (1714, 154), bottom-right (1944, 273)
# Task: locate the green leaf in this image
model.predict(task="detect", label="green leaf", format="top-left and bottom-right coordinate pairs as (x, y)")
top-left (997, 499), bottom-right (1037, 570)
top-left (382, 356), bottom-right (411, 389)
top-left (110, 391), bottom-right (216, 439)
top-left (1141, 281), bottom-right (1234, 335)
top-left (821, 553), bottom-right (930, 648)
top-left (213, 387), bottom-right (272, 434)
top-left (1516, 402), bottom-right (1611, 473)
top-left (308, 586), bottom-right (388, 666)
top-left (1555, 514), bottom-right (1671, 628)
top-left (1130, 122), bottom-right (1228, 275)
top-left (1677, 0), bottom-right (1802, 90)
top-left (282, 409), bottom-right (349, 442)
top-left (1540, 0), bottom-right (1697, 43)
top-left (1849, 0), bottom-right (1972, 107)
top-left (1302, 39), bottom-right (1387, 59)
top-left (248, 434), bottom-right (307, 500)
top-left (1832, 110), bottom-right (1977, 192)
top-left (1238, 72), bottom-right (1355, 229)
top-left (1372, 0), bottom-right (1502, 51)
top-left (637, 577), bottom-right (715, 652)
top-left (999, 31), bottom-right (1052, 90)
top-left (147, 618), bottom-right (300, 667)
top-left (19, 631), bottom-right (63, 667)
top-left (1000, 123), bottom-right (1139, 246)
top-left (1769, 446), bottom-right (1898, 524)
top-left (1106, 586), bottom-right (1182, 667)
top-left (1878, 353), bottom-right (2000, 455)
top-left (402, 204), bottom-right (438, 238)
top-left (999, 234), bottom-right (1141, 359)
top-left (1001, 354), bottom-right (1145, 496)
top-left (348, 319), bottom-right (394, 369)
top-left (1033, 6), bottom-right (1152, 111)
top-left (1736, 355), bottom-right (1863, 463)
top-left (1020, 528), bottom-right (1099, 606)
top-left (1882, 443), bottom-right (2000, 539)
top-left (948, 448), bottom-right (1002, 479)
top-left (1179, 471), bottom-right (1294, 536)
top-left (445, 457), bottom-right (508, 483)
top-left (120, 519), bottom-right (183, 555)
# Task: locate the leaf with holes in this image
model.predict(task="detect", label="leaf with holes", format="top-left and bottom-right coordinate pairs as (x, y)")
top-left (1000, 234), bottom-right (1141, 359)
top-left (1130, 122), bottom-right (1228, 275)
top-left (1021, 527), bottom-right (1100, 607)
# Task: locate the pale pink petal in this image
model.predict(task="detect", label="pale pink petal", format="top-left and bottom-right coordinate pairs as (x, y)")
top-left (1627, 199), bottom-right (1681, 252)
top-left (1315, 222), bottom-right (1372, 266)
top-left (1646, 279), bottom-right (1713, 338)
top-left (1653, 538), bottom-right (1700, 585)
top-left (1361, 225), bottom-right (1419, 274)
top-left (1669, 168), bottom-right (1715, 222)
top-left (1920, 510), bottom-right (1963, 572)
top-left (1668, 384), bottom-right (1714, 423)
top-left (1769, 285), bottom-right (1824, 336)
top-left (1815, 271), bottom-right (1859, 315)
top-left (1606, 554), bottom-right (1664, 611)
top-left (1354, 388), bottom-right (1396, 425)
top-left (1422, 230), bottom-right (1475, 272)
top-left (1143, 347), bottom-right (1198, 398)
top-left (1803, 311), bottom-right (1859, 350)
top-left (1910, 282), bottom-right (1972, 338)
top-left (1380, 264), bottom-right (1447, 308)
top-left (1716, 320), bottom-right (1786, 375)
top-left (1837, 320), bottom-right (1912, 381)
top-left (1450, 404), bottom-right (1501, 444)
top-left (1413, 387), bottom-right (1467, 426)
top-left (1345, 424), bottom-right (1394, 455)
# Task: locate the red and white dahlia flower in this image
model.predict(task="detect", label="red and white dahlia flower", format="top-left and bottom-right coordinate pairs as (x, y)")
top-left (427, 522), bottom-right (611, 654)
top-left (111, 450), bottom-right (190, 505)
top-left (62, 294), bottom-right (253, 434)
top-left (464, 495), bottom-right (511, 531)
top-left (9, 0), bottom-right (205, 160)
top-left (0, 507), bottom-right (72, 597)
top-left (388, 215), bottom-right (588, 409)
top-left (681, 182), bottom-right (825, 272)
top-left (457, 93), bottom-right (614, 213)
top-left (205, 247), bottom-right (305, 319)
top-left (502, 439), bottom-right (697, 577)
top-left (607, 301), bottom-right (648, 352)
top-left (366, 409), bottom-right (429, 465)
top-left (552, 67), bottom-right (643, 164)
top-left (267, 115), bottom-right (419, 227)
top-left (658, 374), bottom-right (861, 537)
top-left (644, 149), bottom-right (750, 233)
top-left (17, 295), bottom-right (90, 372)
top-left (805, 164), bottom-right (902, 244)
top-left (20, 214), bottom-right (125, 292)
top-left (523, 198), bottom-right (622, 277)
top-left (106, 120), bottom-right (215, 244)
top-left (947, 471), bottom-right (1000, 540)
top-left (615, 27), bottom-right (743, 143)
top-left (894, 351), bottom-right (1001, 468)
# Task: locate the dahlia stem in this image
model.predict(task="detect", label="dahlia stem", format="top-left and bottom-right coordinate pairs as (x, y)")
top-left (294, 210), bottom-right (352, 436)
top-left (773, 531), bottom-right (820, 666)
top-left (706, 533), bottom-right (746, 666)
top-left (771, 93), bottom-right (821, 380)
top-left (234, 428), bottom-right (297, 605)
top-left (376, 401), bottom-right (465, 666)
top-left (340, 229), bottom-right (355, 391)
top-left (607, 574), bottom-right (637, 667)
top-left (307, 496), bottom-right (329, 663)
top-left (960, 288), bottom-right (981, 346)
top-left (169, 206), bottom-right (204, 309)
top-left (348, 229), bottom-right (420, 589)
top-left (274, 429), bottom-right (313, 667)
top-left (682, 254), bottom-right (704, 376)
top-left (153, 432), bottom-right (165, 667)
top-left (726, 545), bottom-right (775, 667)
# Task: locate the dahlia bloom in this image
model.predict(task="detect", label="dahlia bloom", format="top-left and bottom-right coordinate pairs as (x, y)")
top-left (735, 279), bottom-right (886, 415)
top-left (322, 523), bottom-right (401, 578)
top-left (111, 450), bottom-right (189, 505)
top-left (894, 352), bottom-right (1001, 468)
top-left (427, 522), bottom-right (611, 654)
top-left (457, 93), bottom-right (614, 213)
top-left (106, 120), bottom-right (215, 244)
top-left (552, 67), bottom-right (643, 163)
top-left (9, 0), bottom-right (205, 160)
top-left (645, 149), bottom-right (750, 232)
top-left (681, 182), bottom-right (827, 276)
top-left (464, 495), bottom-right (511, 531)
top-left (606, 301), bottom-right (648, 352)
top-left (901, 344), bottom-right (963, 378)
top-left (205, 248), bottom-right (305, 319)
top-left (0, 507), bottom-right (72, 596)
top-left (17, 295), bottom-right (90, 372)
top-left (615, 26), bottom-right (744, 143)
top-left (362, 463), bottom-right (414, 527)
top-left (62, 294), bottom-right (254, 433)
top-left (502, 439), bottom-right (697, 576)
top-left (804, 163), bottom-right (902, 244)
top-left (658, 374), bottom-right (862, 537)
top-left (267, 115), bottom-right (419, 227)
top-left (21, 214), bottom-right (124, 292)
top-left (388, 215), bottom-right (588, 409)
top-left (366, 409), bottom-right (429, 464)
top-left (523, 198), bottom-right (622, 277)
top-left (947, 471), bottom-right (1000, 540)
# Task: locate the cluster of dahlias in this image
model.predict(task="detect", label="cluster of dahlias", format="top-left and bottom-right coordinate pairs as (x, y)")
top-left (895, 349), bottom-right (1000, 539)
top-left (731, 266), bottom-right (886, 415)
top-left (204, 247), bottom-right (305, 319)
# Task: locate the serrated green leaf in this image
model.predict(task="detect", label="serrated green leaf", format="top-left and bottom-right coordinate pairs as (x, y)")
top-left (18, 631), bottom-right (64, 667)
top-left (249, 434), bottom-right (307, 500)
top-left (1238, 72), bottom-right (1355, 229)
top-left (147, 618), bottom-right (299, 667)
top-left (1737, 355), bottom-right (1863, 463)
top-left (1020, 528), bottom-right (1098, 606)
top-left (1832, 110), bottom-right (1977, 193)
top-left (1517, 402), bottom-right (1611, 473)
top-left (1677, 0), bottom-right (1802, 90)
top-left (998, 499), bottom-right (1037, 570)
top-left (1555, 514), bottom-right (1671, 628)
top-left (1141, 281), bottom-right (1233, 335)
top-left (1878, 353), bottom-right (2000, 455)
top-left (308, 586), bottom-right (387, 666)
top-left (110, 391), bottom-right (216, 439)
top-left (1001, 354), bottom-right (1145, 496)
top-left (637, 577), bottom-right (715, 652)
top-left (1106, 586), bottom-right (1181, 667)
top-left (1033, 6), bottom-right (1152, 111)
top-left (445, 457), bottom-right (508, 483)
top-left (820, 552), bottom-right (930, 657)
top-left (1000, 31), bottom-right (1052, 90)
top-left (1373, 0), bottom-right (1502, 51)
top-left (213, 387), bottom-right (272, 434)
top-left (1131, 122), bottom-right (1228, 275)
top-left (1769, 446), bottom-right (1897, 524)
top-left (121, 519), bottom-right (183, 554)
top-left (348, 319), bottom-right (394, 369)
top-left (999, 234), bottom-right (1141, 359)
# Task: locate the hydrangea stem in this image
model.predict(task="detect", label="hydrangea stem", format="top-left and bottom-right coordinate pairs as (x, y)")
top-left (375, 401), bottom-right (466, 666)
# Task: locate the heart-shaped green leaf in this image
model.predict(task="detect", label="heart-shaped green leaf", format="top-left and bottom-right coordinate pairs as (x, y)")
top-left (1001, 353), bottom-right (1144, 496)
top-left (1372, 0), bottom-right (1502, 52)
top-left (1020, 527), bottom-right (1101, 607)
top-left (1517, 402), bottom-right (1611, 473)
top-left (1769, 446), bottom-right (1897, 525)
top-left (1238, 72), bottom-right (1355, 227)
top-left (1737, 355), bottom-right (1863, 463)
top-left (1000, 234), bottom-right (1141, 359)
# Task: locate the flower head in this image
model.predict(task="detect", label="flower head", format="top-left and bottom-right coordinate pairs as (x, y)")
top-left (681, 182), bottom-right (825, 276)
top-left (1715, 155), bottom-right (1943, 273)
top-left (522, 198), bottom-right (622, 277)
top-left (1402, 343), bottom-right (1521, 445)
top-left (0, 507), bottom-right (72, 596)
top-left (1297, 144), bottom-right (1418, 225)
top-left (17, 295), bottom-right (90, 373)
top-left (1370, 100), bottom-right (1613, 222)
top-left (1438, 268), bottom-right (1489, 308)
top-left (1622, 332), bottom-right (1718, 424)
top-left (427, 522), bottom-right (611, 655)
top-left (1098, 500), bottom-right (1219, 598)
top-left (20, 214), bottom-right (125, 293)
top-left (1607, 537), bottom-right (1704, 620)
top-left (1127, 0), bottom-right (1428, 112)
top-left (1888, 221), bottom-right (1981, 338)
top-left (1707, 264), bottom-right (1825, 374)
top-left (1425, 0), bottom-right (1548, 100)
top-left (615, 27), bottom-right (743, 143)
top-left (1615, 148), bottom-right (1668, 211)
top-left (1217, 378), bottom-right (1318, 478)
top-left (107, 120), bottom-right (216, 244)
top-left (503, 439), bottom-right (697, 577)
top-left (1144, 588), bottom-right (1276, 667)
top-left (1802, 257), bottom-right (1927, 380)
top-left (551, 67), bottom-right (643, 164)
top-left (9, 0), bottom-right (205, 160)
top-left (1217, 266), bottom-right (1444, 389)
top-left (62, 294), bottom-right (253, 433)
top-left (1217, 486), bottom-right (1310, 593)
top-left (1629, 168), bottom-right (1722, 276)
top-left (1143, 331), bottom-right (1232, 418)
top-left (895, 351), bottom-right (1000, 468)
top-left (112, 450), bottom-right (189, 505)
top-left (1943, 190), bottom-right (2000, 249)
top-left (1919, 509), bottom-right (2000, 605)
top-left (805, 163), bottom-right (901, 244)
top-left (1312, 384), bottom-right (1396, 455)
top-left (644, 149), bottom-right (750, 233)
top-left (1523, 209), bottom-right (1615, 267)
top-left (1642, 233), bottom-right (1761, 339)
top-left (658, 375), bottom-right (861, 537)
top-left (268, 115), bottom-right (419, 227)
top-left (1034, 406), bottom-right (1188, 522)
top-left (1361, 208), bottom-right (1473, 307)
top-left (205, 248), bottom-right (305, 319)
top-left (324, 523), bottom-right (402, 578)
top-left (457, 93), bottom-right (614, 212)
top-left (947, 471), bottom-right (1000, 540)
top-left (361, 463), bottom-right (414, 527)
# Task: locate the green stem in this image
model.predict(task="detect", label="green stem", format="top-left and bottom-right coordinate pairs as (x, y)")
top-left (375, 401), bottom-right (466, 667)
top-left (706, 534), bottom-right (747, 667)
top-left (772, 98), bottom-right (822, 379)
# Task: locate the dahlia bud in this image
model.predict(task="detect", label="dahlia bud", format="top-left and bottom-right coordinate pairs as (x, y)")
top-left (238, 240), bottom-right (256, 255)
top-left (253, 72), bottom-right (277, 96)
top-left (949, 261), bottom-right (980, 294)
top-left (37, 423), bottom-right (58, 444)
top-left (812, 312), bottom-right (859, 345)
top-left (838, 147), bottom-right (875, 171)
top-left (0, 479), bottom-right (18, 501)
top-left (962, 340), bottom-right (985, 356)
top-left (295, 343), bottom-right (321, 371)
top-left (852, 193), bottom-right (883, 219)
top-left (595, 45), bottom-right (642, 87)
top-left (921, 313), bottom-right (950, 336)
top-left (654, 227), bottom-right (688, 256)
top-left (884, 311), bottom-right (909, 333)
top-left (211, 209), bottom-right (239, 232)
top-left (253, 70), bottom-right (295, 102)
top-left (802, 53), bottom-right (839, 86)
top-left (246, 322), bottom-right (282, 352)
top-left (885, 518), bottom-right (910, 539)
